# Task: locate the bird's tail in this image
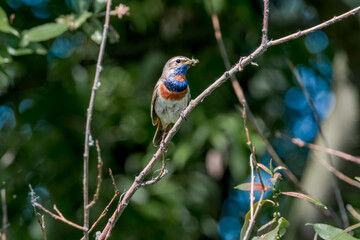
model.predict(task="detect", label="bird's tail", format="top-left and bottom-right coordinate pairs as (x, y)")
top-left (153, 121), bottom-right (172, 147)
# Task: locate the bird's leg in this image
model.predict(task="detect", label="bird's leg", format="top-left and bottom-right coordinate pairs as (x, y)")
top-left (156, 124), bottom-right (169, 182)
top-left (180, 109), bottom-right (188, 121)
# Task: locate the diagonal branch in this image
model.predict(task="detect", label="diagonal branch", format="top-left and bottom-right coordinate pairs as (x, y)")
top-left (98, 5), bottom-right (360, 239)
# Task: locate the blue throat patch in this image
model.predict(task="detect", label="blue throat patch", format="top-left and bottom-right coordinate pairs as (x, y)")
top-left (163, 64), bottom-right (189, 92)
top-left (164, 77), bottom-right (188, 92)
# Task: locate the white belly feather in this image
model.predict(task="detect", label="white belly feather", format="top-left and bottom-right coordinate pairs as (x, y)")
top-left (155, 91), bottom-right (190, 126)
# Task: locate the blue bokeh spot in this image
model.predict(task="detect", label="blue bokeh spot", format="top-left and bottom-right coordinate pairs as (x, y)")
top-left (0, 106), bottom-right (16, 136)
top-left (49, 37), bottom-right (74, 59)
top-left (305, 31), bottom-right (329, 54)
top-left (292, 115), bottom-right (318, 142)
top-left (218, 216), bottom-right (241, 240)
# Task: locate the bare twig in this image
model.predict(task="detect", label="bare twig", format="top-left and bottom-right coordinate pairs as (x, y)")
top-left (249, 155), bottom-right (255, 220)
top-left (83, 0), bottom-right (113, 238)
top-left (98, 5), bottom-right (360, 238)
top-left (141, 168), bottom-right (170, 187)
top-left (209, 0), bottom-right (304, 193)
top-left (278, 134), bottom-right (360, 165)
top-left (1, 189), bottom-right (8, 240)
top-left (268, 7), bottom-right (360, 47)
top-left (88, 140), bottom-right (104, 209)
top-left (241, 99), bottom-right (267, 240)
top-left (28, 185), bottom-right (47, 240)
top-left (287, 60), bottom-right (349, 228)
top-left (314, 153), bottom-right (360, 189)
top-left (34, 203), bottom-right (86, 231)
top-left (346, 204), bottom-right (360, 221)
top-left (30, 184), bottom-right (85, 231)
top-left (80, 170), bottom-right (120, 240)
top-left (261, 0), bottom-right (269, 45)
top-left (243, 191), bottom-right (266, 240)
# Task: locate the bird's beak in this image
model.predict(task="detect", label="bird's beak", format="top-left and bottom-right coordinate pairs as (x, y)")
top-left (183, 58), bottom-right (199, 67)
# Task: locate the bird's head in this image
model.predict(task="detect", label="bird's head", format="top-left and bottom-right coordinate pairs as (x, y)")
top-left (162, 56), bottom-right (199, 78)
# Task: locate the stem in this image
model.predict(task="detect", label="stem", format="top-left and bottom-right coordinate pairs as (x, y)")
top-left (83, 0), bottom-right (112, 238)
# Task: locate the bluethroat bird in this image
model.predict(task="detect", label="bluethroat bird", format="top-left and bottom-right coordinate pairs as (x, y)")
top-left (151, 56), bottom-right (199, 146)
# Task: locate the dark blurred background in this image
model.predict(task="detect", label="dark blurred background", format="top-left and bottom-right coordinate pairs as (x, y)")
top-left (0, 0), bottom-right (359, 239)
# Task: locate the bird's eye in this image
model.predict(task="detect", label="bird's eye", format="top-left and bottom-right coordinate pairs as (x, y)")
top-left (176, 59), bottom-right (181, 63)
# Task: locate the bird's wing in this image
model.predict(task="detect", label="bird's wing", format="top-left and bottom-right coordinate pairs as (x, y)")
top-left (151, 81), bottom-right (160, 126)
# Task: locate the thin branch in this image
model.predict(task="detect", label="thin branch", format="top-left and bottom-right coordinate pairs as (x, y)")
top-left (209, 0), bottom-right (305, 193)
top-left (30, 184), bottom-right (85, 231)
top-left (287, 59), bottom-right (349, 228)
top-left (268, 6), bottom-right (360, 47)
top-left (314, 153), bottom-right (360, 189)
top-left (243, 191), bottom-right (266, 240)
top-left (249, 155), bottom-right (255, 220)
top-left (261, 0), bottom-right (269, 45)
top-left (141, 168), bottom-right (170, 187)
top-left (88, 140), bottom-right (104, 209)
top-left (346, 204), bottom-right (360, 221)
top-left (98, 5), bottom-right (360, 238)
top-left (278, 133), bottom-right (360, 165)
top-left (29, 185), bottom-right (47, 240)
top-left (34, 203), bottom-right (86, 231)
top-left (1, 189), bottom-right (8, 240)
top-left (81, 169), bottom-right (120, 240)
top-left (83, 0), bottom-right (113, 238)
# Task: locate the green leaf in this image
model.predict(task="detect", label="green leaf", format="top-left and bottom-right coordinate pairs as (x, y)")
top-left (7, 42), bottom-right (47, 56)
top-left (257, 163), bottom-right (272, 175)
top-left (332, 223), bottom-right (360, 240)
top-left (240, 200), bottom-right (268, 240)
top-left (274, 166), bottom-right (287, 172)
top-left (73, 12), bottom-right (93, 30)
top-left (253, 217), bottom-right (289, 240)
top-left (235, 182), bottom-right (271, 191)
top-left (82, 19), bottom-right (102, 44)
top-left (21, 23), bottom-right (69, 44)
top-left (93, 0), bottom-right (107, 13)
top-left (306, 223), bottom-right (359, 240)
top-left (355, 177), bottom-right (360, 182)
top-left (0, 44), bottom-right (12, 64)
top-left (0, 7), bottom-right (19, 36)
top-left (280, 192), bottom-right (327, 209)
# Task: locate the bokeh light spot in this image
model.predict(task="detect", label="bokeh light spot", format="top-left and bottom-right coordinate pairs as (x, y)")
top-left (305, 31), bottom-right (328, 53)
top-left (0, 106), bottom-right (16, 136)
top-left (218, 216), bottom-right (241, 240)
top-left (292, 115), bottom-right (318, 142)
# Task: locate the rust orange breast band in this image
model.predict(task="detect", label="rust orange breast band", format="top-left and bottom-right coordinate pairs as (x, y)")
top-left (160, 82), bottom-right (188, 101)
top-left (173, 73), bottom-right (186, 82)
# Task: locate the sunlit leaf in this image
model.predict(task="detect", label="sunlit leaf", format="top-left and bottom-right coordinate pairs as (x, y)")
top-left (82, 19), bottom-right (102, 44)
top-left (274, 166), bottom-right (287, 172)
top-left (355, 177), bottom-right (360, 182)
top-left (7, 42), bottom-right (47, 56)
top-left (306, 223), bottom-right (359, 240)
top-left (21, 23), bottom-right (69, 44)
top-left (280, 192), bottom-right (327, 209)
top-left (235, 182), bottom-right (271, 191)
top-left (93, 0), bottom-right (107, 13)
top-left (0, 7), bottom-right (19, 36)
top-left (0, 45), bottom-right (12, 64)
top-left (257, 163), bottom-right (272, 175)
top-left (73, 12), bottom-right (93, 30)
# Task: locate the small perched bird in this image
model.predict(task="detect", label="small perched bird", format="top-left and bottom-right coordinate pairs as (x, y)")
top-left (151, 56), bottom-right (198, 146)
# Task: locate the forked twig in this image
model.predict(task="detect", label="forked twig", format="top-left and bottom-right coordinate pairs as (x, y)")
top-left (82, 0), bottom-right (114, 239)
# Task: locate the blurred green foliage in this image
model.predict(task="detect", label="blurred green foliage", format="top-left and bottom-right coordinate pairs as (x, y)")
top-left (0, 0), bottom-right (360, 239)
